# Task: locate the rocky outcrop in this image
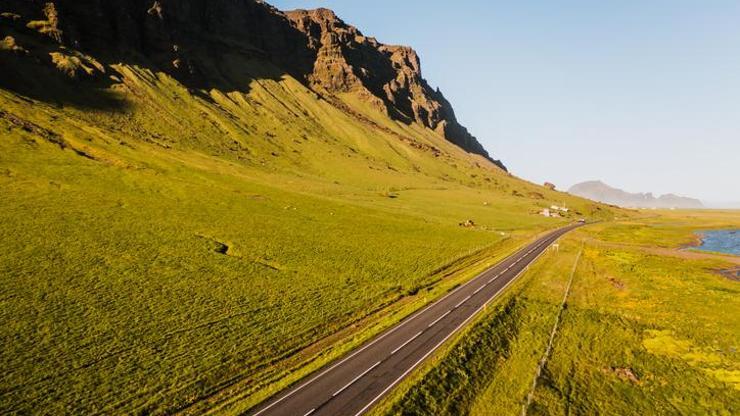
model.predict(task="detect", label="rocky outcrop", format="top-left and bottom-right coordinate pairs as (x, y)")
top-left (0, 0), bottom-right (504, 169)
top-left (284, 8), bottom-right (504, 169)
top-left (1, 0), bottom-right (314, 85)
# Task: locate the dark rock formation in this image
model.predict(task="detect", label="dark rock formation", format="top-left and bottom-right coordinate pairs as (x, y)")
top-left (284, 8), bottom-right (504, 169)
top-left (0, 0), bottom-right (504, 169)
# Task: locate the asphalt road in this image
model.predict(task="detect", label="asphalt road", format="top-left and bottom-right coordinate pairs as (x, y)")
top-left (249, 224), bottom-right (581, 416)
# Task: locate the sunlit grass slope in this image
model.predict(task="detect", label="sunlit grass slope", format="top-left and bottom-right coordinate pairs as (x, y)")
top-left (376, 211), bottom-right (740, 415)
top-left (0, 51), bottom-right (617, 414)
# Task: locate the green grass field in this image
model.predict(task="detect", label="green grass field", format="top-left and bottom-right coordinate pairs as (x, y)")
top-left (5, 7), bottom-right (738, 416)
top-left (374, 211), bottom-right (740, 415)
top-left (0, 39), bottom-right (618, 414)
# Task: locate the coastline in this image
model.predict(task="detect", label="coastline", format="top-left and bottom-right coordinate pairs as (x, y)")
top-left (681, 231), bottom-right (705, 251)
top-left (687, 229), bottom-right (740, 258)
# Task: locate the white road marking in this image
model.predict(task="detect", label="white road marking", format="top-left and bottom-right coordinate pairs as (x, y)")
top-left (333, 361), bottom-right (382, 397)
top-left (250, 235), bottom-right (502, 415)
top-left (428, 310), bottom-right (452, 327)
top-left (303, 409), bottom-right (316, 416)
top-left (473, 284), bottom-right (486, 294)
top-left (253, 226), bottom-right (576, 416)
top-left (391, 331), bottom-right (424, 355)
top-left (455, 295), bottom-right (472, 308)
top-left (352, 232), bottom-right (567, 416)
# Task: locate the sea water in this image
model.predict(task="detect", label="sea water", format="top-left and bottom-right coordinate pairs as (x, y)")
top-left (695, 229), bottom-right (740, 256)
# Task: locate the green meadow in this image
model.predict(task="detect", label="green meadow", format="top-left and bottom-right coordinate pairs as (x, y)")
top-left (3, 5), bottom-right (736, 416)
top-left (375, 211), bottom-right (740, 415)
top-left (0, 54), bottom-right (615, 414)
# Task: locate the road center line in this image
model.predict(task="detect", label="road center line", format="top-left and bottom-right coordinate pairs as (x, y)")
top-left (351, 228), bottom-right (576, 416)
top-left (352, 258), bottom-right (530, 416)
top-left (391, 331), bottom-right (424, 355)
top-left (455, 295), bottom-right (471, 308)
top-left (251, 225), bottom-right (580, 416)
top-left (428, 310), bottom-right (452, 327)
top-left (251, 228), bottom-right (518, 415)
top-left (473, 284), bottom-right (486, 295)
top-left (333, 361), bottom-right (382, 397)
top-left (303, 409), bottom-right (316, 416)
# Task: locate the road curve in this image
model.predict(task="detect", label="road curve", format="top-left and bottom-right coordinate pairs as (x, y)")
top-left (249, 224), bottom-right (581, 416)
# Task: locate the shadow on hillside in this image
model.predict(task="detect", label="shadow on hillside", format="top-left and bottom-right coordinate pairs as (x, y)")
top-left (0, 0), bottom-right (317, 112)
top-left (0, 53), bottom-right (130, 112)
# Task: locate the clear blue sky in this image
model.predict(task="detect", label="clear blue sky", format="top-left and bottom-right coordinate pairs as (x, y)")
top-left (271, 1), bottom-right (740, 205)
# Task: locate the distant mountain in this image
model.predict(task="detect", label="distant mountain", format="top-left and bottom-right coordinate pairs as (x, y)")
top-left (568, 181), bottom-right (704, 209)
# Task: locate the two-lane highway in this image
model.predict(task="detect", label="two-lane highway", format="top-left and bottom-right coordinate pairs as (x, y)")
top-left (249, 224), bottom-right (581, 416)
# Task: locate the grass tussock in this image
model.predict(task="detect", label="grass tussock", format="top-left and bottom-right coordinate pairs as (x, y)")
top-left (0, 35), bottom-right (29, 55)
top-left (25, 3), bottom-right (62, 42)
top-left (48, 51), bottom-right (104, 79)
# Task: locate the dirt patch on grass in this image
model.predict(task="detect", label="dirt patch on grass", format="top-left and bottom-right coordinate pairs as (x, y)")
top-left (607, 276), bottom-right (626, 289)
top-left (605, 367), bottom-right (640, 383)
top-left (1, 109), bottom-right (68, 149)
top-left (716, 267), bottom-right (740, 282)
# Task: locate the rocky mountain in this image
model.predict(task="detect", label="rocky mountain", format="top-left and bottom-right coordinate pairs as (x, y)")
top-left (283, 8), bottom-right (500, 167)
top-left (569, 181), bottom-right (704, 209)
top-left (0, 0), bottom-right (504, 169)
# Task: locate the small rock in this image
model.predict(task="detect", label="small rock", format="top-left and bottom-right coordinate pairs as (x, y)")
top-left (459, 219), bottom-right (476, 228)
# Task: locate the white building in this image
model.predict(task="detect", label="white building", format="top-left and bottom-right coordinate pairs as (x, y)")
top-left (550, 205), bottom-right (570, 213)
top-left (540, 208), bottom-right (561, 218)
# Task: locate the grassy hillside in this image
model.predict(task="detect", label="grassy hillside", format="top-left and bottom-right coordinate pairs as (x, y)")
top-left (0, 28), bottom-right (621, 415)
top-left (373, 211), bottom-right (740, 415)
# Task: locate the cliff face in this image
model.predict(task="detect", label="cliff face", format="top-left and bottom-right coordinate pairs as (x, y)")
top-left (0, 0), bottom-right (504, 169)
top-left (1, 0), bottom-right (314, 84)
top-left (284, 8), bottom-right (504, 169)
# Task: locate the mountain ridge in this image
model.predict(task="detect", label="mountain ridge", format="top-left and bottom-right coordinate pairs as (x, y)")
top-left (569, 180), bottom-right (704, 209)
top-left (0, 0), bottom-right (504, 168)
top-left (283, 7), bottom-right (502, 168)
